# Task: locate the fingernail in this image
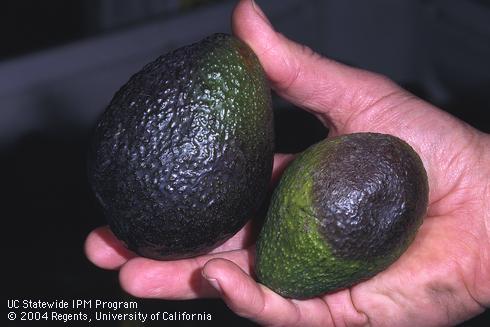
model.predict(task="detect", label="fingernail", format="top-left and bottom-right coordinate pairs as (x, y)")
top-left (205, 277), bottom-right (222, 294)
top-left (251, 0), bottom-right (272, 27)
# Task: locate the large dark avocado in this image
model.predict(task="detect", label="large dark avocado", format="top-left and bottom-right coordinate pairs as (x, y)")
top-left (89, 33), bottom-right (273, 260)
top-left (255, 133), bottom-right (428, 299)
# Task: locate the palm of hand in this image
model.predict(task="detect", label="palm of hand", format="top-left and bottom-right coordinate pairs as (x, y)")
top-left (85, 1), bottom-right (490, 326)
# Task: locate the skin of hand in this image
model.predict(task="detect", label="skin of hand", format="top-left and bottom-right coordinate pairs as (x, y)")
top-left (85, 0), bottom-right (490, 326)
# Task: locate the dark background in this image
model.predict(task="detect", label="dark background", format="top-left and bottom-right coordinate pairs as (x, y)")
top-left (2, 0), bottom-right (489, 326)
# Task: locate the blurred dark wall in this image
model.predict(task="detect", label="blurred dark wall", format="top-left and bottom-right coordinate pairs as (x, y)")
top-left (1, 1), bottom-right (85, 60)
top-left (1, 0), bottom-right (488, 326)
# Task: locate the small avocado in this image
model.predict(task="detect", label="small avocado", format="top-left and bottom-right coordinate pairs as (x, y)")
top-left (255, 133), bottom-right (428, 299)
top-left (89, 33), bottom-right (273, 260)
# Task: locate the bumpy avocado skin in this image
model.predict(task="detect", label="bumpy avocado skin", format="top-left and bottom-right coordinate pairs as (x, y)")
top-left (255, 133), bottom-right (428, 299)
top-left (89, 34), bottom-right (273, 260)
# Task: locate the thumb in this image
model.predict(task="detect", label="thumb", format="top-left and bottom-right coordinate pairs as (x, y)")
top-left (232, 0), bottom-right (408, 134)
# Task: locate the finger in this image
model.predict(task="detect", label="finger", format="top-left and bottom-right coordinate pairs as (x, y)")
top-left (322, 289), bottom-right (370, 327)
top-left (271, 153), bottom-right (295, 186)
top-left (232, 0), bottom-right (408, 133)
top-left (84, 226), bottom-right (136, 270)
top-left (202, 258), bottom-right (333, 326)
top-left (119, 248), bottom-right (253, 300)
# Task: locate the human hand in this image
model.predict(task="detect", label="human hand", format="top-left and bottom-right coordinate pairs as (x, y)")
top-left (85, 0), bottom-right (490, 326)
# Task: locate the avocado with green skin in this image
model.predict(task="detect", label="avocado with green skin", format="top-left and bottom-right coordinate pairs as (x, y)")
top-left (255, 133), bottom-right (428, 299)
top-left (89, 33), bottom-right (273, 260)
